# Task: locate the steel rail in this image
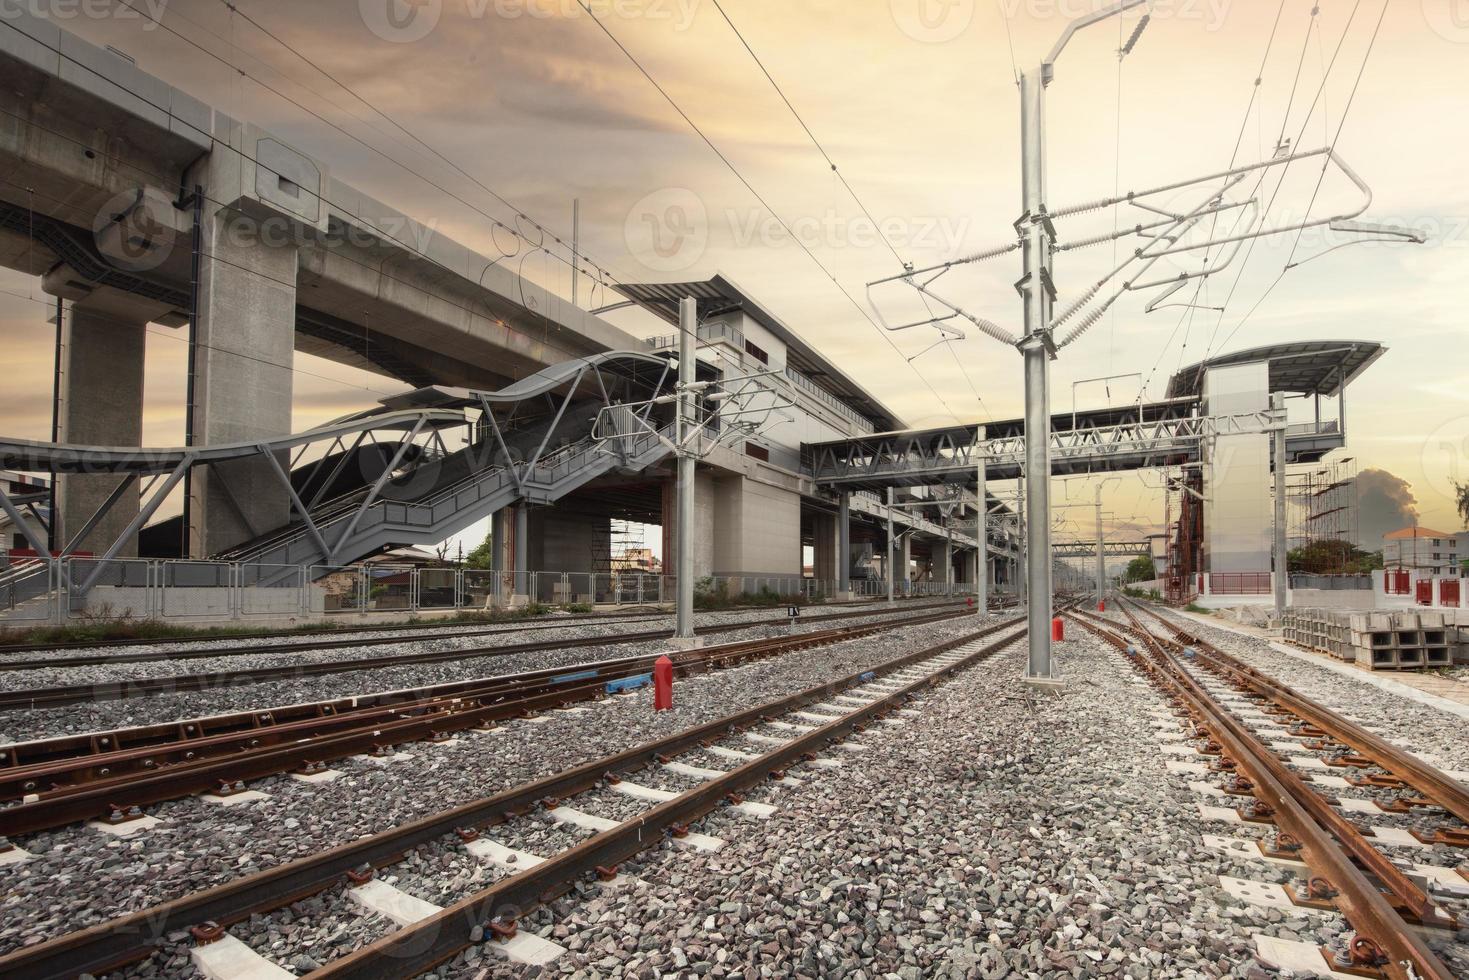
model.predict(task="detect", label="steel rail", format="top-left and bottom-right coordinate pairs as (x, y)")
top-left (0, 615), bottom-right (1029, 980)
top-left (1123, 598), bottom-right (1469, 827)
top-left (0, 593), bottom-right (928, 660)
top-left (1071, 609), bottom-right (1455, 979)
top-left (0, 610), bottom-right (972, 834)
top-left (312, 622), bottom-right (1036, 979)
top-left (0, 600), bottom-right (970, 710)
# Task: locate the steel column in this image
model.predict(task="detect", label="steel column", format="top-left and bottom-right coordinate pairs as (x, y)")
top-left (1272, 391), bottom-right (1288, 620)
top-left (886, 486), bottom-right (895, 606)
top-left (837, 490), bottom-right (851, 595)
top-left (675, 296), bottom-right (696, 639)
top-left (1019, 67), bottom-right (1055, 680)
top-left (975, 427), bottom-right (987, 613)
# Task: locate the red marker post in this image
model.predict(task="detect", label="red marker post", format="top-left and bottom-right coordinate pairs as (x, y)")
top-left (653, 655), bottom-right (674, 711)
top-left (1051, 617), bottom-right (1065, 642)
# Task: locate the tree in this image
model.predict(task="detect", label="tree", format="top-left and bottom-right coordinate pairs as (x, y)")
top-left (463, 528), bottom-right (494, 570)
top-left (1457, 481), bottom-right (1469, 527)
top-left (1124, 555), bottom-right (1156, 583)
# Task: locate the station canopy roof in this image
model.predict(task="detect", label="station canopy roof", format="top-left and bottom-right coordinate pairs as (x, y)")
top-left (613, 274), bottom-right (903, 432)
top-left (1166, 341), bottom-right (1385, 400)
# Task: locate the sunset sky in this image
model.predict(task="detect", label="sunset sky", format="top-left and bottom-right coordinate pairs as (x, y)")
top-left (4, 0), bottom-right (1466, 556)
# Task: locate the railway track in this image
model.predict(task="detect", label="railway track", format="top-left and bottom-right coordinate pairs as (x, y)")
top-left (0, 605), bottom-right (975, 836)
top-left (1069, 599), bottom-right (1463, 980)
top-left (0, 599), bottom-right (974, 710)
top-left (0, 615), bottom-right (1033, 979)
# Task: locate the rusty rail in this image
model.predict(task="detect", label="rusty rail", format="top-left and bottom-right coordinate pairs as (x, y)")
top-left (1070, 607), bottom-right (1456, 980)
top-left (0, 615), bottom-right (1030, 980)
top-left (0, 608), bottom-right (973, 836)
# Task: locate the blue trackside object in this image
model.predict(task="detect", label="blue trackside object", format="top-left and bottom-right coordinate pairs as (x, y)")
top-left (551, 669), bottom-right (599, 685)
top-left (1126, 645), bottom-right (1137, 656)
top-left (1183, 647), bottom-right (1197, 659)
top-left (858, 671), bottom-right (876, 682)
top-left (606, 672), bottom-right (652, 694)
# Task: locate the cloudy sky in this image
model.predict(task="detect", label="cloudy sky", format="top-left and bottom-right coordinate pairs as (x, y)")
top-left (5, 0), bottom-right (1467, 555)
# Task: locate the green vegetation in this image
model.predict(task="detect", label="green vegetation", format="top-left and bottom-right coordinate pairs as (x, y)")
top-left (1286, 540), bottom-right (1381, 575)
top-left (693, 576), bottom-right (810, 610)
top-left (1123, 555), bottom-right (1156, 583)
top-left (1457, 480), bottom-right (1469, 526)
top-left (1121, 585), bottom-right (1162, 601)
top-left (1183, 601), bottom-right (1211, 615)
top-left (464, 528), bottom-right (494, 570)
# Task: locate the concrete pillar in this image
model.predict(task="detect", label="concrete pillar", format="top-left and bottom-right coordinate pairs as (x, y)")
top-left (57, 306), bottom-right (146, 557)
top-left (189, 127), bottom-right (327, 557)
top-left (936, 538), bottom-right (952, 588)
top-left (900, 534), bottom-right (911, 591)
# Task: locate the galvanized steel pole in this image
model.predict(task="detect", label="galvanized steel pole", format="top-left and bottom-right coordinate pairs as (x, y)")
top-left (1018, 66), bottom-right (1056, 679)
top-left (975, 427), bottom-right (987, 614)
top-left (1272, 391), bottom-right (1288, 622)
top-left (886, 486), bottom-right (895, 606)
top-left (675, 297), bottom-right (696, 639)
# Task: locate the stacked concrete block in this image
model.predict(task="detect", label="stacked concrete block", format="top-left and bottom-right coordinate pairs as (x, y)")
top-left (1282, 608), bottom-right (1456, 670)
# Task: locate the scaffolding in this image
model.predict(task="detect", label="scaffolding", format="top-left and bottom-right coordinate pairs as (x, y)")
top-left (1286, 457), bottom-right (1360, 576)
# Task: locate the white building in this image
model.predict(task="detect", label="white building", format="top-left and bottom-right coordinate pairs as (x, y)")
top-left (1382, 526), bottom-right (1464, 576)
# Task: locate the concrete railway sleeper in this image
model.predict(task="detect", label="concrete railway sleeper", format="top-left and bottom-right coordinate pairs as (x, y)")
top-left (0, 615), bottom-right (1035, 980)
top-left (1069, 606), bottom-right (1458, 980)
top-left (0, 599), bottom-right (974, 710)
top-left (0, 607), bottom-right (975, 836)
top-left (1122, 597), bottom-right (1469, 829)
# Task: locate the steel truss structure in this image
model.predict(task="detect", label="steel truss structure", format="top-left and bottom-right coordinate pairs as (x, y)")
top-left (0, 352), bottom-right (685, 599)
top-left (805, 402), bottom-right (1322, 492)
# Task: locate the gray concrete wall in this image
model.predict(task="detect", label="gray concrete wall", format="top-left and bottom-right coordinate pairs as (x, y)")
top-left (528, 507), bottom-right (606, 576)
top-left (711, 474), bottom-right (801, 578)
top-left (57, 305), bottom-right (145, 555)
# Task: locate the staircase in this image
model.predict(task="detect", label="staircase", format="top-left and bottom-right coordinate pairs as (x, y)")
top-left (222, 417), bottom-right (676, 573)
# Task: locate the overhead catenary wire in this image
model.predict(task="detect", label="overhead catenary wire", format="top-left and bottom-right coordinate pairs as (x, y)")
top-left (569, 0), bottom-right (967, 422)
top-left (1212, 0), bottom-right (1390, 356)
top-left (705, 0), bottom-right (1000, 423)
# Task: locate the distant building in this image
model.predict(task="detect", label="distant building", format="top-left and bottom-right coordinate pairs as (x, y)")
top-left (1382, 526), bottom-right (1464, 575)
top-left (612, 547), bottom-right (661, 574)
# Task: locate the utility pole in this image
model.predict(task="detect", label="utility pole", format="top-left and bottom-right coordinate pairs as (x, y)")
top-left (975, 426), bottom-right (987, 614)
top-left (1272, 391), bottom-right (1288, 622)
top-left (675, 296), bottom-right (696, 640)
top-left (1018, 59), bottom-right (1055, 678)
